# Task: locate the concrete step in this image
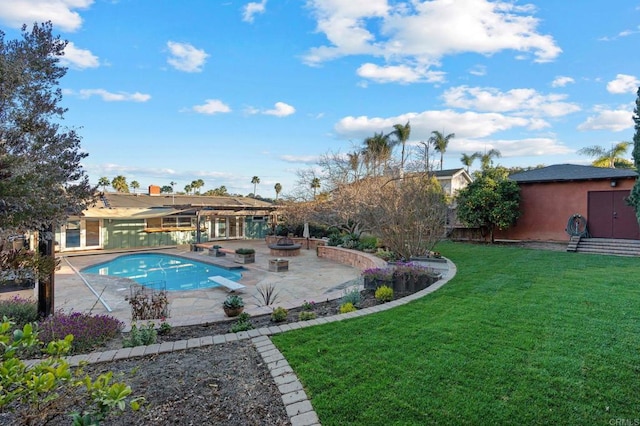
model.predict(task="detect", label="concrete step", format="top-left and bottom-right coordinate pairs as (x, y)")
top-left (574, 238), bottom-right (640, 257)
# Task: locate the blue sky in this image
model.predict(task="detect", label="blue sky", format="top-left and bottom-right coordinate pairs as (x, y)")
top-left (1, 0), bottom-right (639, 198)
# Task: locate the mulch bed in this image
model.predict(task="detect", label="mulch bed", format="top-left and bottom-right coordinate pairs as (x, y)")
top-left (1, 289), bottom-right (400, 425)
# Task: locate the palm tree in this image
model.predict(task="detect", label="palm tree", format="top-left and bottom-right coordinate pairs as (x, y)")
top-left (251, 176), bottom-right (260, 197)
top-left (130, 180), bottom-right (140, 194)
top-left (476, 149), bottom-right (502, 170)
top-left (184, 184), bottom-right (192, 194)
top-left (98, 177), bottom-right (110, 192)
top-left (578, 142), bottom-right (633, 168)
top-left (274, 183), bottom-right (282, 201)
top-left (429, 130), bottom-right (455, 170)
top-left (362, 131), bottom-right (392, 175)
top-left (111, 175), bottom-right (129, 193)
top-left (347, 151), bottom-right (360, 181)
top-left (460, 153), bottom-right (479, 173)
top-left (190, 179), bottom-right (205, 194)
top-left (310, 177), bottom-right (321, 199)
top-left (389, 121), bottom-right (411, 175)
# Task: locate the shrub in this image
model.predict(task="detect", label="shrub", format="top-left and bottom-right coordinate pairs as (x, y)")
top-left (362, 267), bottom-right (394, 282)
top-left (230, 312), bottom-right (253, 332)
top-left (341, 234), bottom-right (360, 249)
top-left (271, 307), bottom-right (288, 323)
top-left (298, 311), bottom-right (317, 321)
top-left (326, 233), bottom-right (342, 246)
top-left (357, 235), bottom-right (378, 251)
top-left (158, 319), bottom-right (172, 335)
top-left (393, 261), bottom-right (439, 284)
top-left (38, 311), bottom-right (124, 354)
top-left (123, 322), bottom-right (157, 347)
top-left (375, 249), bottom-right (398, 262)
top-left (339, 302), bottom-right (357, 314)
top-left (126, 285), bottom-right (170, 321)
top-left (301, 300), bottom-right (315, 311)
top-left (341, 286), bottom-right (361, 307)
top-left (0, 318), bottom-right (142, 424)
top-left (235, 248), bottom-right (255, 255)
top-left (375, 285), bottom-right (394, 303)
top-left (0, 295), bottom-right (38, 328)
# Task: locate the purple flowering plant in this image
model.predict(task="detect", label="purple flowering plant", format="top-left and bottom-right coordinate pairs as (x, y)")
top-left (38, 311), bottom-right (124, 354)
top-left (361, 267), bottom-right (394, 282)
top-left (393, 262), bottom-right (437, 281)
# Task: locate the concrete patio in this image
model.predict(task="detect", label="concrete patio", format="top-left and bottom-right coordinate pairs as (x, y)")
top-left (53, 240), bottom-right (363, 330)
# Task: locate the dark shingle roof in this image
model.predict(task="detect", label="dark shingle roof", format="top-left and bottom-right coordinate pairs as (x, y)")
top-left (102, 193), bottom-right (275, 209)
top-left (509, 164), bottom-right (637, 183)
top-left (432, 168), bottom-right (465, 178)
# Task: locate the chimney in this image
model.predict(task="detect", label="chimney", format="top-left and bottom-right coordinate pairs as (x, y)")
top-left (148, 185), bottom-right (161, 195)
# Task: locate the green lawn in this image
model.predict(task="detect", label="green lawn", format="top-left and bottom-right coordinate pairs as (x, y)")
top-left (272, 242), bottom-right (640, 425)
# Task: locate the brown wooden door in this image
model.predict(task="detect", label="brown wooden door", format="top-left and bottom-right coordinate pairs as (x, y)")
top-left (587, 190), bottom-right (640, 239)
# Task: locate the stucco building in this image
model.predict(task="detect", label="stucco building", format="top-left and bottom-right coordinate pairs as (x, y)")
top-left (494, 164), bottom-right (639, 242)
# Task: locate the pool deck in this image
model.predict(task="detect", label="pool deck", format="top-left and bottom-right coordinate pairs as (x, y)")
top-left (51, 240), bottom-right (363, 330)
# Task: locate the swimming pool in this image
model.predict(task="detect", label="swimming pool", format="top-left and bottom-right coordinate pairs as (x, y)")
top-left (81, 253), bottom-right (243, 291)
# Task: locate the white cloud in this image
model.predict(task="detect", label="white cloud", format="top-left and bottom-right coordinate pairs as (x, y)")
top-left (60, 41), bottom-right (99, 69)
top-left (442, 86), bottom-right (581, 117)
top-left (469, 65), bottom-right (487, 76)
top-left (192, 99), bottom-right (231, 114)
top-left (242, 0), bottom-right (267, 23)
top-left (334, 111), bottom-right (572, 161)
top-left (606, 74), bottom-right (640, 94)
top-left (166, 41), bottom-right (209, 73)
top-left (334, 109), bottom-right (531, 140)
top-left (0, 0), bottom-right (92, 32)
top-left (551, 76), bottom-right (574, 87)
top-left (304, 0), bottom-right (561, 82)
top-left (78, 89), bottom-right (151, 102)
top-left (356, 63), bottom-right (446, 84)
top-left (599, 26), bottom-right (640, 41)
top-left (487, 138), bottom-right (572, 156)
top-left (280, 154), bottom-right (319, 164)
top-left (577, 106), bottom-right (633, 132)
top-left (264, 102), bottom-right (296, 117)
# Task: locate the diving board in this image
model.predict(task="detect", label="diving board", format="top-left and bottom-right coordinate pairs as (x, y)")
top-left (208, 275), bottom-right (246, 292)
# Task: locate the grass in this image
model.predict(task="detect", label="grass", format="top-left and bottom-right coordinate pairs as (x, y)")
top-left (272, 242), bottom-right (640, 425)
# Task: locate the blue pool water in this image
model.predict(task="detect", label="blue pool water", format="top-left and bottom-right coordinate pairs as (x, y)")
top-left (81, 253), bottom-right (242, 291)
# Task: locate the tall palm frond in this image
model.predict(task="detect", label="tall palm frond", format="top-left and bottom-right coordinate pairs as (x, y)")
top-left (579, 142), bottom-right (631, 168)
top-left (430, 130), bottom-right (455, 170)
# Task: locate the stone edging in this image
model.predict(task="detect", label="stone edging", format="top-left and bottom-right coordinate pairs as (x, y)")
top-left (26, 258), bottom-right (457, 426)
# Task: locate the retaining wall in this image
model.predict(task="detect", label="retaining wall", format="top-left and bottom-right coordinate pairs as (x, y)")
top-left (316, 246), bottom-right (387, 270)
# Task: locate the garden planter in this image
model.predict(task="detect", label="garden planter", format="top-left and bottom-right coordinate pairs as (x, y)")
top-left (269, 259), bottom-right (289, 272)
top-left (234, 253), bottom-right (255, 264)
top-left (0, 279), bottom-right (35, 293)
top-left (223, 306), bottom-right (244, 317)
top-left (209, 248), bottom-right (226, 257)
top-left (364, 277), bottom-right (393, 290)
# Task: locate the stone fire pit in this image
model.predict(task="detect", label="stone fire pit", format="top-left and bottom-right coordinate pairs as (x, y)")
top-left (268, 237), bottom-right (302, 257)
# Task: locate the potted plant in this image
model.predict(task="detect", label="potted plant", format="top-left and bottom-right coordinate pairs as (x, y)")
top-left (234, 248), bottom-right (255, 264)
top-left (223, 295), bottom-right (245, 317)
top-left (209, 245), bottom-right (225, 257)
